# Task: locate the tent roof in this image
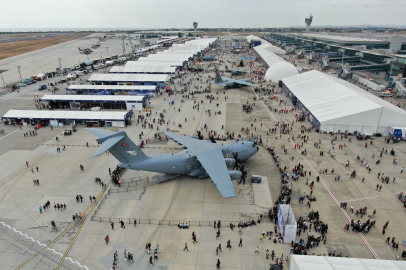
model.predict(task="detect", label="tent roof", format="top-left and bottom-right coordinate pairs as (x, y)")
top-left (109, 66), bottom-right (177, 74)
top-left (40, 95), bottom-right (144, 102)
top-left (2, 110), bottom-right (128, 121)
top-left (67, 85), bottom-right (156, 91)
top-left (88, 73), bottom-right (168, 83)
top-left (290, 255), bottom-right (406, 270)
top-left (125, 61), bottom-right (184, 67)
top-left (282, 70), bottom-right (406, 124)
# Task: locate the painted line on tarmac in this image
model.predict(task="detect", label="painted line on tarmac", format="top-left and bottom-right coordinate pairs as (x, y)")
top-left (0, 127), bottom-right (22, 140)
top-left (56, 181), bottom-right (111, 269)
top-left (1, 222), bottom-right (89, 270)
top-left (341, 192), bottom-right (403, 203)
top-left (254, 89), bottom-right (380, 260)
top-left (16, 186), bottom-right (105, 269)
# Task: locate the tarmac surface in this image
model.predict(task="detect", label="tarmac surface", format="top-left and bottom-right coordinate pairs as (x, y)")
top-left (0, 34), bottom-right (132, 85)
top-left (0, 36), bottom-right (405, 269)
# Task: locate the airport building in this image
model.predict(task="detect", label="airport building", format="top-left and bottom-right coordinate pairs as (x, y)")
top-left (39, 95), bottom-right (147, 111)
top-left (2, 110), bottom-right (133, 128)
top-left (281, 70), bottom-right (406, 135)
top-left (66, 85), bottom-right (158, 95)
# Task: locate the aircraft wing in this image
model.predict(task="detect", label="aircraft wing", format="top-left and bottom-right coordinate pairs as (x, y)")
top-left (226, 78), bottom-right (259, 87)
top-left (195, 149), bottom-right (236, 198)
top-left (165, 132), bottom-right (212, 150)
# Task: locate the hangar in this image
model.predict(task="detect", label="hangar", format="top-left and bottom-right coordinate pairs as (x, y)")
top-left (282, 70), bottom-right (406, 135)
top-left (39, 95), bottom-right (147, 111)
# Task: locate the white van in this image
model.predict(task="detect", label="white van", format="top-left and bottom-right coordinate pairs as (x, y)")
top-left (380, 92), bottom-right (392, 97)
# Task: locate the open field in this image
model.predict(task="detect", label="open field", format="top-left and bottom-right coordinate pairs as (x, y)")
top-left (0, 33), bottom-right (90, 60)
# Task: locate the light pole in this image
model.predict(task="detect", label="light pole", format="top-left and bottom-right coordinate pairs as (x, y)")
top-left (58, 58), bottom-right (62, 70)
top-left (17, 66), bottom-right (22, 82)
top-left (86, 54), bottom-right (89, 62)
top-left (107, 47), bottom-right (109, 56)
top-left (0, 71), bottom-right (5, 88)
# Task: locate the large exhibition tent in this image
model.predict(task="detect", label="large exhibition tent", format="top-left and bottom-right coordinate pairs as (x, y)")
top-left (290, 255), bottom-right (406, 270)
top-left (253, 41), bottom-right (298, 82)
top-left (282, 70), bottom-right (406, 135)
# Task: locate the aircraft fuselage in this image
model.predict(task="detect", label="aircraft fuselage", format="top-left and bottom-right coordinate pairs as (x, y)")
top-left (120, 140), bottom-right (258, 176)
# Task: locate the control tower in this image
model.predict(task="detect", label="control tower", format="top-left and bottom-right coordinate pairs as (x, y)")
top-left (193, 21), bottom-right (198, 38)
top-left (305, 14), bottom-right (313, 33)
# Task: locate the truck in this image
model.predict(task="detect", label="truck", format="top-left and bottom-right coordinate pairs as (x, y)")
top-left (389, 127), bottom-right (406, 140)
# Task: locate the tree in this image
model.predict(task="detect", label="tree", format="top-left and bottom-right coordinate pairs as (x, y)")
top-left (178, 32), bottom-right (182, 38)
top-left (396, 50), bottom-right (402, 54)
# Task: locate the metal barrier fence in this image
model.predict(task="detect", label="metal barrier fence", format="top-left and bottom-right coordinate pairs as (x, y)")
top-left (90, 216), bottom-right (267, 227)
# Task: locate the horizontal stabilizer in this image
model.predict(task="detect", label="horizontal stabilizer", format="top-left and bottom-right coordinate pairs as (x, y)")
top-left (87, 128), bottom-right (117, 138)
top-left (91, 135), bottom-right (125, 157)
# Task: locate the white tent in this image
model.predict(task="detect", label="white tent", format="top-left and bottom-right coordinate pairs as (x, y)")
top-left (254, 41), bottom-right (298, 82)
top-left (282, 70), bottom-right (406, 135)
top-left (290, 255), bottom-right (406, 270)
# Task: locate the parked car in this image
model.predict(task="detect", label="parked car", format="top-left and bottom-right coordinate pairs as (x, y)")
top-left (17, 83), bottom-right (26, 87)
top-left (38, 85), bottom-right (47, 90)
top-left (34, 124), bottom-right (42, 129)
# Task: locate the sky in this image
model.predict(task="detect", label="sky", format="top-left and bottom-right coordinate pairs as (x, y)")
top-left (1, 0), bottom-right (406, 29)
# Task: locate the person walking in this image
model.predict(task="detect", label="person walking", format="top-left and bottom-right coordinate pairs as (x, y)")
top-left (111, 222), bottom-right (114, 230)
top-left (183, 243), bottom-right (189, 251)
top-left (239, 238), bottom-right (242, 247)
top-left (26, 161), bottom-right (29, 167)
top-left (227, 239), bottom-right (232, 249)
top-left (255, 246), bottom-right (259, 253)
top-left (105, 235), bottom-right (109, 244)
top-left (216, 259), bottom-right (221, 269)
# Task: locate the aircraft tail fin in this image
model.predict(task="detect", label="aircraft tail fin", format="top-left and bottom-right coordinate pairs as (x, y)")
top-left (87, 129), bottom-right (148, 163)
top-left (214, 69), bottom-right (224, 83)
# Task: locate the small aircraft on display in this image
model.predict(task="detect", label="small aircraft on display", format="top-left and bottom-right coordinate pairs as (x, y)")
top-left (87, 129), bottom-right (259, 198)
top-left (225, 66), bottom-right (248, 75)
top-left (78, 47), bottom-right (93, 54)
top-left (211, 69), bottom-right (258, 89)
